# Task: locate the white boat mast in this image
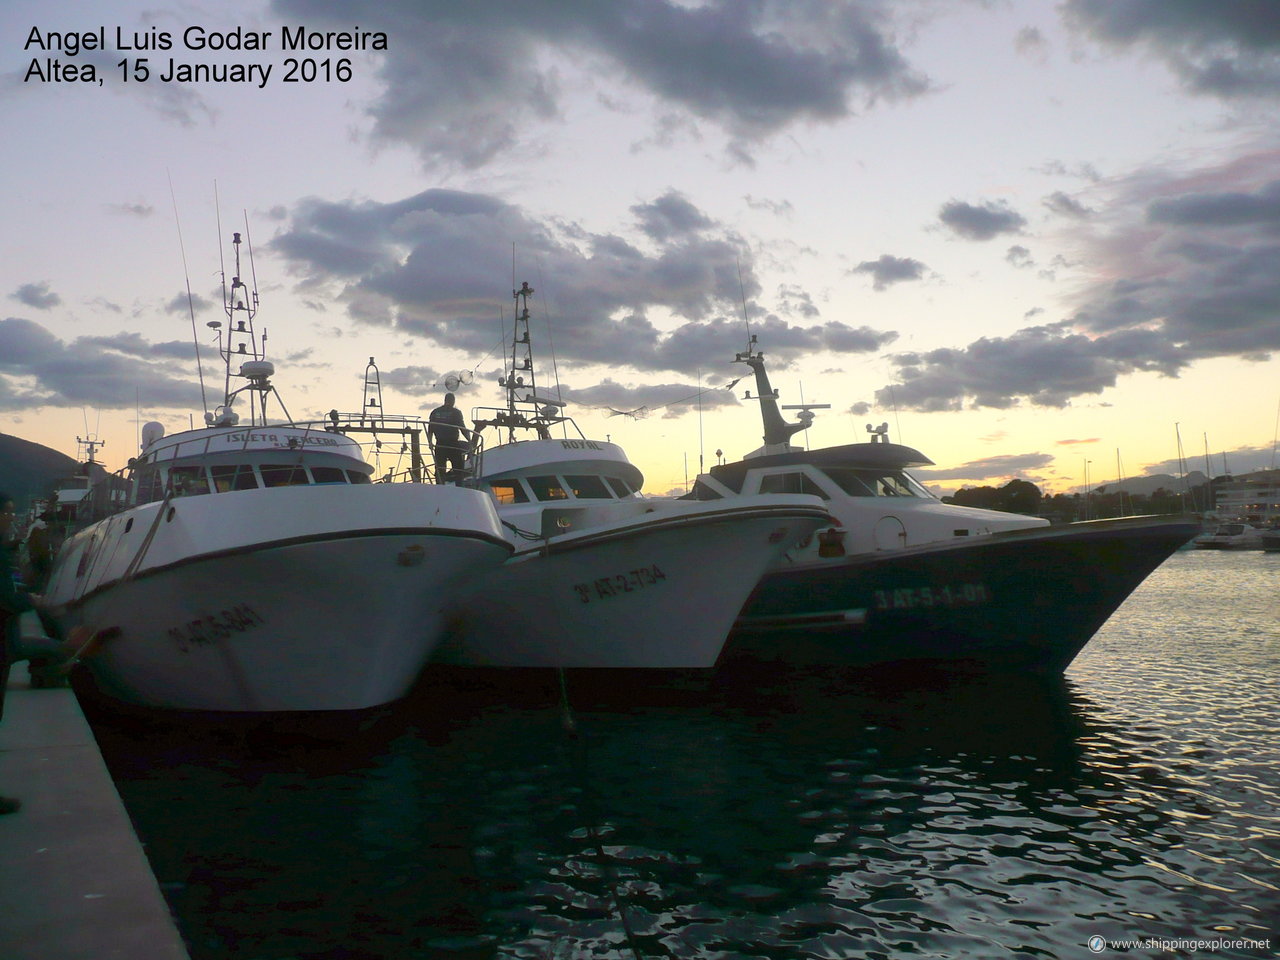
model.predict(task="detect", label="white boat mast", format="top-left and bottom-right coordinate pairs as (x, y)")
top-left (735, 336), bottom-right (829, 459)
top-left (475, 281), bottom-right (570, 444)
top-left (204, 231), bottom-right (291, 428)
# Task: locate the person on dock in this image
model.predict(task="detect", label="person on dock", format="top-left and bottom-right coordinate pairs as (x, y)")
top-left (428, 392), bottom-right (473, 483)
top-left (23, 511), bottom-right (53, 592)
top-left (0, 492), bottom-right (36, 814)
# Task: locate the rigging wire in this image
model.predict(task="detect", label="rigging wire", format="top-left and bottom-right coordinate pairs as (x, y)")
top-left (169, 171), bottom-right (209, 419)
top-left (534, 258), bottom-right (568, 439)
top-left (1271, 394), bottom-right (1279, 472)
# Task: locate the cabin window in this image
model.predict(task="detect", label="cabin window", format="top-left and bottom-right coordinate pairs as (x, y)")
top-left (489, 480), bottom-right (529, 505)
top-left (758, 472), bottom-right (829, 499)
top-left (876, 472), bottom-right (928, 497)
top-left (527, 476), bottom-right (568, 501)
top-left (566, 475), bottom-right (613, 499)
top-left (605, 477), bottom-right (635, 497)
top-left (311, 467), bottom-right (347, 485)
top-left (346, 470), bottom-right (372, 484)
top-left (825, 468), bottom-right (927, 499)
top-left (211, 464), bottom-right (259, 492)
top-left (709, 472), bottom-right (743, 494)
top-left (688, 480), bottom-right (723, 500)
top-left (134, 467), bottom-right (163, 504)
top-left (260, 465), bottom-right (310, 487)
top-left (169, 465), bottom-right (211, 496)
top-left (824, 469), bottom-right (876, 497)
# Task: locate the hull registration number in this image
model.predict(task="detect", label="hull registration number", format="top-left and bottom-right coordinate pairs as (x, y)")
top-left (573, 564), bottom-right (666, 604)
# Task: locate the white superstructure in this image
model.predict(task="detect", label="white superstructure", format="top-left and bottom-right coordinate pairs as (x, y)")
top-left (40, 233), bottom-right (512, 712)
top-left (436, 282), bottom-right (833, 668)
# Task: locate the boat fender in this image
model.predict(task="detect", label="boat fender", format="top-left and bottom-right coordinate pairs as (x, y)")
top-left (817, 527), bottom-right (847, 558)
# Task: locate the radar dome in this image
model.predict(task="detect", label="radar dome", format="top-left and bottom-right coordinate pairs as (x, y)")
top-left (140, 421), bottom-right (165, 449)
top-left (240, 360), bottom-right (275, 380)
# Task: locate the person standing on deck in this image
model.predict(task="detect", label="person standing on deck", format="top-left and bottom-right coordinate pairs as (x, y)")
top-left (428, 393), bottom-right (472, 483)
top-left (0, 492), bottom-right (36, 814)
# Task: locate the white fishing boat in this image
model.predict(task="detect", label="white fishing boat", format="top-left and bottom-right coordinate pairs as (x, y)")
top-left (1193, 522), bottom-right (1266, 549)
top-left (687, 339), bottom-right (1201, 674)
top-left (39, 233), bottom-right (512, 712)
top-left (433, 283), bottom-right (834, 668)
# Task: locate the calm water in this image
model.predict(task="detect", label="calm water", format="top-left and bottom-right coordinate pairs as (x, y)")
top-left (88, 550), bottom-right (1280, 960)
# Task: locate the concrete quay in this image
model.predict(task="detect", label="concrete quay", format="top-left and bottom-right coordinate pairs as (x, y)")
top-left (0, 631), bottom-right (191, 960)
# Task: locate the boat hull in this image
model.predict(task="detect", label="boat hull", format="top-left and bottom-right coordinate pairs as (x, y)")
top-left (437, 503), bottom-right (831, 668)
top-left (727, 516), bottom-right (1201, 675)
top-left (41, 485), bottom-right (511, 711)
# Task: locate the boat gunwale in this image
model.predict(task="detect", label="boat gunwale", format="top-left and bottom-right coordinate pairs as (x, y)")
top-left (49, 524), bottom-right (515, 614)
top-left (502, 500), bottom-right (835, 560)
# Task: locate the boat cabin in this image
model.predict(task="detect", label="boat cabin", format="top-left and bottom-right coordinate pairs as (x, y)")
top-left (128, 422), bottom-right (374, 506)
top-left (688, 442), bottom-right (936, 503)
top-left (470, 437), bottom-right (643, 508)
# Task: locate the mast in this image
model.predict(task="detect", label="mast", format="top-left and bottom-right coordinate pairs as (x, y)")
top-left (361, 357), bottom-right (385, 429)
top-left (479, 281), bottom-right (568, 444)
top-left (734, 336), bottom-right (828, 456)
top-left (204, 231), bottom-right (289, 427)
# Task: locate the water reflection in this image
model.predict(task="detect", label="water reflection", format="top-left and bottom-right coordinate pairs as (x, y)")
top-left (88, 554), bottom-right (1279, 959)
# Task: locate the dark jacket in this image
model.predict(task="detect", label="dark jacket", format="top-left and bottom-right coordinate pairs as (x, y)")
top-left (428, 405), bottom-right (468, 449)
top-left (1, 538), bottom-right (35, 664)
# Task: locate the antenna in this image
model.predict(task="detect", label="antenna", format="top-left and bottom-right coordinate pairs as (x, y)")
top-left (534, 258), bottom-right (567, 438)
top-left (169, 172), bottom-right (209, 419)
top-left (736, 256), bottom-right (752, 352)
top-left (697, 369), bottom-right (704, 476)
top-left (1271, 395), bottom-right (1280, 472)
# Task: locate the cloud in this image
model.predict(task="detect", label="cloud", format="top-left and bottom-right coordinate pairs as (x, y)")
top-left (165, 291), bottom-right (217, 315)
top-left (1006, 245), bottom-right (1034, 268)
top-left (938, 199), bottom-right (1027, 241)
top-left (914, 452), bottom-right (1056, 483)
top-left (106, 201), bottom-right (155, 217)
top-left (11, 282), bottom-right (60, 310)
top-left (873, 156), bottom-right (1280, 413)
top-left (1143, 443), bottom-right (1278, 476)
top-left (271, 187), bottom-right (897, 377)
top-left (0, 317), bottom-right (200, 412)
top-left (631, 191), bottom-right (714, 242)
top-left (1146, 178), bottom-right (1280, 229)
top-left (1071, 175), bottom-right (1280, 358)
top-left (743, 195), bottom-right (795, 217)
top-left (851, 253), bottom-right (927, 290)
top-left (271, 0), bottom-right (932, 167)
top-left (1044, 190), bottom-right (1094, 219)
top-left (561, 377), bottom-right (743, 419)
top-left (1063, 0), bottom-right (1280, 98)
top-left (875, 323), bottom-right (1186, 412)
top-left (1014, 26), bottom-right (1050, 63)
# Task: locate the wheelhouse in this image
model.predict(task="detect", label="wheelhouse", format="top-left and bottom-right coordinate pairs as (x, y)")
top-left (128, 424), bottom-right (375, 505)
top-left (689, 443), bottom-right (937, 503)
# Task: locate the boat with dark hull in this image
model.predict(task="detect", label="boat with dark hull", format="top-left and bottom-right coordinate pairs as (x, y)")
top-left (727, 514), bottom-right (1198, 674)
top-left (689, 339), bottom-right (1201, 675)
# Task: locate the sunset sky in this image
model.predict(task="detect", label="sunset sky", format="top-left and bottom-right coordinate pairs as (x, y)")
top-left (3, 1), bottom-right (1278, 495)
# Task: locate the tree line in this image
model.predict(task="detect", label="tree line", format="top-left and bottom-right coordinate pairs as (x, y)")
top-left (941, 478), bottom-right (1212, 523)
